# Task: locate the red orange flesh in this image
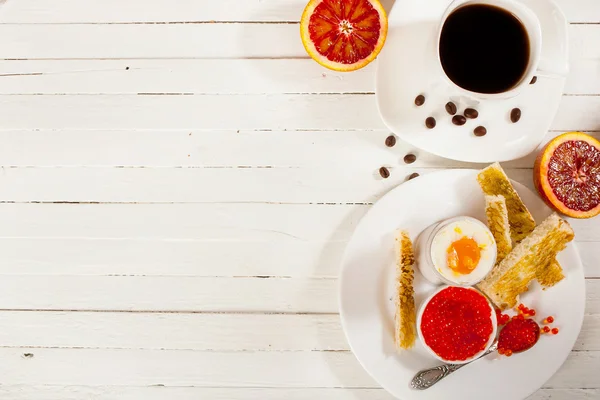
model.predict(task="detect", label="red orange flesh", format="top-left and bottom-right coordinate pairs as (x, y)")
top-left (534, 132), bottom-right (600, 219)
top-left (300, 0), bottom-right (388, 72)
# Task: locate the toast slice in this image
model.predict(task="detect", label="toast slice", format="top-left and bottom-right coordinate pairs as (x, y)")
top-left (478, 163), bottom-right (565, 287)
top-left (537, 260), bottom-right (565, 288)
top-left (477, 163), bottom-right (536, 243)
top-left (478, 214), bottom-right (574, 309)
top-left (394, 231), bottom-right (417, 350)
top-left (484, 195), bottom-right (512, 264)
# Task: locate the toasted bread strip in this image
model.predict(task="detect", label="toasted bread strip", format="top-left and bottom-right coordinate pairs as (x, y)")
top-left (537, 260), bottom-right (565, 288)
top-left (477, 163), bottom-right (536, 243)
top-left (394, 231), bottom-right (416, 350)
top-left (478, 214), bottom-right (574, 309)
top-left (478, 163), bottom-right (565, 287)
top-left (485, 195), bottom-right (512, 264)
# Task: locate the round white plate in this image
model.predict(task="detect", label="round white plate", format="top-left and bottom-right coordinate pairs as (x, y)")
top-left (339, 169), bottom-right (585, 400)
top-left (376, 0), bottom-right (569, 162)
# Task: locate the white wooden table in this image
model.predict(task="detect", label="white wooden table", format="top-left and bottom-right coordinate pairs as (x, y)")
top-left (0, 1), bottom-right (597, 399)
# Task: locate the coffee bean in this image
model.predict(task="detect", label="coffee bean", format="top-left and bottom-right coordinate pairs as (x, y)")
top-left (445, 102), bottom-right (457, 115)
top-left (464, 108), bottom-right (479, 119)
top-left (425, 117), bottom-right (436, 129)
top-left (385, 135), bottom-right (396, 147)
top-left (415, 94), bottom-right (425, 106)
top-left (452, 115), bottom-right (467, 126)
top-left (530, 76), bottom-right (537, 85)
top-left (474, 126), bottom-right (487, 137)
top-left (404, 154), bottom-right (417, 164)
top-left (510, 108), bottom-right (522, 123)
top-left (379, 167), bottom-right (390, 179)
top-left (408, 172), bottom-right (420, 180)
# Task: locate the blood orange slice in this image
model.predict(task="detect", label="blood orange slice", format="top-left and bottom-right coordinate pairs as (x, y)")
top-left (534, 132), bottom-right (600, 219)
top-left (300, 0), bottom-right (388, 72)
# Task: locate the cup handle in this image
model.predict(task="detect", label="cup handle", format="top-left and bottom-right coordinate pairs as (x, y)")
top-left (519, 0), bottom-right (569, 78)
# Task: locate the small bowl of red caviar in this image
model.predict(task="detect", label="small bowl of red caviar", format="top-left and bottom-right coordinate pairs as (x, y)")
top-left (417, 285), bottom-right (497, 364)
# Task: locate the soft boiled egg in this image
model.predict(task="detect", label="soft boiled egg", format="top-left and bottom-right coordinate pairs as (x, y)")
top-left (429, 217), bottom-right (497, 285)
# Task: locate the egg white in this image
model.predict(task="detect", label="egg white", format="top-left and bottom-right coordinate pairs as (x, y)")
top-left (430, 218), bottom-right (496, 285)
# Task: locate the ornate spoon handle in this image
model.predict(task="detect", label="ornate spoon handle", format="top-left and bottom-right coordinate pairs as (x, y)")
top-left (411, 342), bottom-right (498, 390)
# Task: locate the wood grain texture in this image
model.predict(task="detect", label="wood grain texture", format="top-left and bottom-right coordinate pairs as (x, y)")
top-left (0, 0), bottom-right (596, 23)
top-left (0, 94), bottom-right (596, 131)
top-left (0, 386), bottom-right (597, 400)
top-left (0, 203), bottom-right (596, 277)
top-left (0, 167), bottom-right (541, 203)
top-left (0, 238), bottom-right (597, 278)
top-left (0, 348), bottom-right (597, 388)
top-left (0, 276), bottom-right (596, 313)
top-left (0, 56), bottom-right (596, 94)
top-left (0, 0), bottom-right (597, 397)
top-left (0, 130), bottom-right (596, 168)
top-left (0, 311), bottom-right (597, 351)
top-left (0, 24), bottom-right (595, 60)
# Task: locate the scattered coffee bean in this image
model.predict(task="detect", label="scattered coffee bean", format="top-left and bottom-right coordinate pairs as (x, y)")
top-left (425, 117), bottom-right (436, 129)
top-left (452, 115), bottom-right (467, 126)
top-left (379, 167), bottom-right (390, 179)
top-left (445, 102), bottom-right (457, 115)
top-left (510, 108), bottom-right (522, 123)
top-left (385, 135), bottom-right (396, 147)
top-left (464, 108), bottom-right (479, 119)
top-left (530, 76), bottom-right (537, 85)
top-left (408, 172), bottom-right (420, 180)
top-left (404, 154), bottom-right (417, 164)
top-left (474, 126), bottom-right (487, 137)
top-left (415, 94), bottom-right (425, 106)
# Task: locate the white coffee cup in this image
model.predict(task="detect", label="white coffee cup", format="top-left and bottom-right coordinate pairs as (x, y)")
top-left (436, 0), bottom-right (543, 100)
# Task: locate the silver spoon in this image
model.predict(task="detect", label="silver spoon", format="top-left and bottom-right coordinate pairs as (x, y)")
top-left (411, 318), bottom-right (541, 390)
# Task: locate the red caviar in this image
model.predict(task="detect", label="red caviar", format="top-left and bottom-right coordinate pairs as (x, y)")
top-left (498, 317), bottom-right (539, 354)
top-left (495, 308), bottom-right (511, 326)
top-left (421, 287), bottom-right (494, 362)
top-left (552, 328), bottom-right (559, 335)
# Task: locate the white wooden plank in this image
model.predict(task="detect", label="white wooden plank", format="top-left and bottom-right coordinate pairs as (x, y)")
top-left (0, 167), bottom-right (596, 244)
top-left (0, 386), bottom-right (597, 400)
top-left (0, 204), bottom-right (595, 277)
top-left (0, 95), bottom-right (595, 131)
top-left (0, 60), bottom-right (375, 95)
top-left (0, 347), bottom-right (596, 388)
top-left (0, 238), bottom-right (346, 277)
top-left (0, 238), bottom-right (347, 277)
top-left (0, 166), bottom-right (547, 204)
top-left (0, 276), bottom-right (339, 313)
top-left (0, 276), bottom-right (597, 313)
top-left (0, 24), bottom-right (596, 61)
top-left (0, 348), bottom-right (377, 387)
top-left (0, 130), bottom-right (597, 169)
top-left (0, 237), bottom-right (596, 278)
top-left (0, 203), bottom-right (361, 242)
top-left (0, 166), bottom-right (519, 204)
top-left (0, 311), bottom-right (597, 351)
top-left (0, 312), bottom-right (348, 351)
top-left (2, 386), bottom-right (394, 400)
top-left (0, 24), bottom-right (304, 59)
top-left (0, 95), bottom-right (383, 130)
top-left (0, 56), bottom-right (595, 95)
top-left (0, 0), bottom-right (595, 23)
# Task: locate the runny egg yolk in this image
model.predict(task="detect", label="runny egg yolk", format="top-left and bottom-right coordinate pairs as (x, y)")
top-left (446, 237), bottom-right (481, 275)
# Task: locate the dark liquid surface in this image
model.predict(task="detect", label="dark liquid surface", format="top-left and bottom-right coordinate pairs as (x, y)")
top-left (439, 4), bottom-right (530, 94)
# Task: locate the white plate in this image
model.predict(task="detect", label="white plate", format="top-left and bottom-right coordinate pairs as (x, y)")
top-left (339, 169), bottom-right (585, 400)
top-left (376, 0), bottom-right (569, 162)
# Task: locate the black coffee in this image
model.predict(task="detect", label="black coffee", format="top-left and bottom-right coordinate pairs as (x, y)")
top-left (439, 4), bottom-right (530, 94)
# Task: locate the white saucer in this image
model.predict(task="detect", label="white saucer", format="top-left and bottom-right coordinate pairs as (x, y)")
top-left (339, 169), bottom-right (585, 400)
top-left (376, 0), bottom-right (569, 162)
